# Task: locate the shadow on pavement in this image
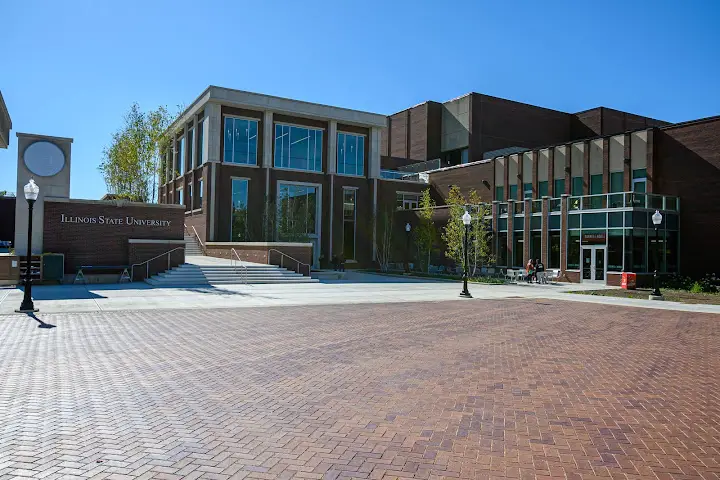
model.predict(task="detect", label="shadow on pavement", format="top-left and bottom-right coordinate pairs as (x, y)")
top-left (26, 312), bottom-right (56, 329)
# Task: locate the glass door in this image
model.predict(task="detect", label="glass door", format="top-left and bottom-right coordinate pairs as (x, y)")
top-left (582, 247), bottom-right (606, 284)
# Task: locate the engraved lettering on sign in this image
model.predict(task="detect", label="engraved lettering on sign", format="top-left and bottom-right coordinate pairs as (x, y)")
top-left (60, 213), bottom-right (171, 227)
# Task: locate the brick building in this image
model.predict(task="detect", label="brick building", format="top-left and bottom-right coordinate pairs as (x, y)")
top-left (159, 87), bottom-right (719, 283)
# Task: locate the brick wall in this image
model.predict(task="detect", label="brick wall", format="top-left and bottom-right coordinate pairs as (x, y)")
top-left (43, 199), bottom-right (184, 273)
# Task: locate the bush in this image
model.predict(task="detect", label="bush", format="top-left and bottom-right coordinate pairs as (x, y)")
top-left (662, 273), bottom-right (719, 293)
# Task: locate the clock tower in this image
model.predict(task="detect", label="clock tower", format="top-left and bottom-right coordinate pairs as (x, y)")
top-left (14, 133), bottom-right (73, 255)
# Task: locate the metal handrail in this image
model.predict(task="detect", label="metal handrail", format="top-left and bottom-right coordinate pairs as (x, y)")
top-left (131, 246), bottom-right (185, 281)
top-left (184, 224), bottom-right (206, 255)
top-left (268, 248), bottom-right (311, 276)
top-left (230, 248), bottom-right (248, 285)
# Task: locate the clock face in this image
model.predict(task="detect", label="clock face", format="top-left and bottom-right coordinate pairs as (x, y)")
top-left (23, 141), bottom-right (66, 177)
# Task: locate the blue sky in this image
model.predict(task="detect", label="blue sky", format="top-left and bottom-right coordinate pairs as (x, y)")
top-left (2, 0), bottom-right (719, 199)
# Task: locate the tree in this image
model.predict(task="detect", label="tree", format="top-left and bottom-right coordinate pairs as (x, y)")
top-left (99, 103), bottom-right (176, 203)
top-left (414, 188), bottom-right (436, 272)
top-left (373, 207), bottom-right (395, 272)
top-left (441, 185), bottom-right (493, 274)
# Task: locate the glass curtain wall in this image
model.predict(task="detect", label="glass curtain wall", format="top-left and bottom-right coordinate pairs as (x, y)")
top-left (224, 118), bottom-right (258, 165)
top-left (337, 133), bottom-right (365, 176)
top-left (342, 189), bottom-right (357, 260)
top-left (230, 179), bottom-right (249, 241)
top-left (275, 124), bottom-right (323, 171)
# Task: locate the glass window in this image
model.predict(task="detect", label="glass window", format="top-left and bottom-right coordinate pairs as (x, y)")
top-left (198, 179), bottom-right (203, 208)
top-left (568, 213), bottom-right (580, 229)
top-left (610, 172), bottom-right (623, 193)
top-left (461, 149), bottom-right (469, 164)
top-left (633, 168), bottom-right (647, 193)
top-left (275, 124), bottom-right (323, 172)
top-left (396, 192), bottom-right (419, 210)
top-left (608, 229), bottom-right (623, 271)
top-left (571, 177), bottom-right (583, 196)
top-left (177, 188), bottom-right (183, 205)
top-left (224, 117), bottom-right (258, 165)
top-left (342, 189), bottom-right (356, 260)
top-left (496, 232), bottom-right (508, 266)
top-left (548, 232), bottom-right (561, 269)
top-left (177, 137), bottom-right (184, 176)
top-left (665, 213), bottom-right (679, 230)
top-left (509, 184), bottom-right (518, 201)
top-left (513, 216), bottom-right (524, 231)
top-left (608, 212), bottom-right (623, 228)
top-left (567, 231), bottom-right (581, 269)
top-left (231, 179), bottom-right (249, 241)
top-left (648, 229), bottom-right (664, 273)
top-left (531, 216), bottom-right (542, 230)
top-left (582, 213), bottom-right (606, 229)
top-left (187, 184), bottom-right (192, 210)
top-left (197, 120), bottom-right (204, 165)
top-left (497, 218), bottom-right (508, 231)
top-left (513, 232), bottom-right (524, 267)
top-left (187, 128), bottom-right (194, 170)
top-left (554, 178), bottom-right (565, 196)
top-left (530, 232), bottom-right (542, 261)
top-left (538, 181), bottom-right (548, 198)
top-left (523, 183), bottom-right (532, 199)
top-left (337, 132), bottom-right (365, 176)
top-left (549, 214), bottom-right (560, 230)
top-left (277, 183), bottom-right (318, 240)
top-left (495, 186), bottom-right (504, 201)
top-left (632, 229), bottom-right (647, 272)
top-left (590, 174), bottom-right (603, 194)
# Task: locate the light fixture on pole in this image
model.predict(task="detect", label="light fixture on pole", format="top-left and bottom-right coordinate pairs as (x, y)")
top-left (404, 223), bottom-right (411, 273)
top-left (460, 208), bottom-right (472, 298)
top-left (16, 178), bottom-right (40, 313)
top-left (650, 210), bottom-right (663, 299)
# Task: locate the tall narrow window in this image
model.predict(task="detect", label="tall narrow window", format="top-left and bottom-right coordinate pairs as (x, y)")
top-left (337, 132), bottom-right (365, 176)
top-left (187, 184), bottom-right (192, 210)
top-left (554, 179), bottom-right (565, 196)
top-left (342, 189), bottom-right (356, 260)
top-left (187, 128), bottom-right (194, 170)
top-left (198, 179), bottom-right (203, 209)
top-left (523, 183), bottom-right (533, 199)
top-left (632, 168), bottom-right (647, 193)
top-left (275, 124), bottom-right (323, 172)
top-left (495, 186), bottom-right (504, 201)
top-left (176, 137), bottom-right (185, 176)
top-left (610, 172), bottom-right (623, 193)
top-left (224, 117), bottom-right (258, 165)
top-left (197, 120), bottom-right (204, 165)
top-left (538, 181), bottom-right (548, 198)
top-left (571, 177), bottom-right (583, 196)
top-left (230, 179), bottom-right (249, 241)
top-left (509, 184), bottom-right (518, 201)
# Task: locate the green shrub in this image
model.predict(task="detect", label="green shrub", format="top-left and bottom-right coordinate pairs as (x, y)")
top-left (690, 282), bottom-right (705, 294)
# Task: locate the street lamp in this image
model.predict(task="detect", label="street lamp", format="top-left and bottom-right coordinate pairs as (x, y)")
top-left (404, 223), bottom-right (411, 273)
top-left (460, 208), bottom-right (472, 298)
top-left (16, 179), bottom-right (40, 313)
top-left (651, 209), bottom-right (663, 299)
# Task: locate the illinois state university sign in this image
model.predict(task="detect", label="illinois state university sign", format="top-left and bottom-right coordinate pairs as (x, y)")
top-left (60, 214), bottom-right (172, 227)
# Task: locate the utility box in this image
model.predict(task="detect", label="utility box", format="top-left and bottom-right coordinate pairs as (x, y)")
top-left (0, 254), bottom-right (20, 285)
top-left (621, 272), bottom-right (637, 290)
top-left (42, 253), bottom-right (65, 283)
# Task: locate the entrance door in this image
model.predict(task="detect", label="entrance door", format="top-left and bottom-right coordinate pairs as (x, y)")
top-left (277, 182), bottom-right (321, 269)
top-left (581, 247), bottom-right (606, 283)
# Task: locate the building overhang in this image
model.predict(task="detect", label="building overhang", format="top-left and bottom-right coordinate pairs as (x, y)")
top-left (166, 86), bottom-right (387, 136)
top-left (0, 91), bottom-right (11, 149)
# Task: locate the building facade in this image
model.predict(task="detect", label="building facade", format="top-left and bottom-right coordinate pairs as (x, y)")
top-left (158, 87), bottom-right (426, 269)
top-left (159, 86), bottom-right (720, 283)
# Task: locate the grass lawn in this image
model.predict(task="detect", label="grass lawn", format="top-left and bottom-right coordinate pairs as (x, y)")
top-left (574, 288), bottom-right (720, 305)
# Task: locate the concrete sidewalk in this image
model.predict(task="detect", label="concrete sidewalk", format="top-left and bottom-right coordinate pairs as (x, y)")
top-left (1, 272), bottom-right (718, 315)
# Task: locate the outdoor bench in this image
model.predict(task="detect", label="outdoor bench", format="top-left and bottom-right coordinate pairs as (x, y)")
top-left (74, 265), bottom-right (131, 284)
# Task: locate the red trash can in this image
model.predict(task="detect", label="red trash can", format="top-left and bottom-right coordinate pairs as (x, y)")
top-left (621, 273), bottom-right (636, 290)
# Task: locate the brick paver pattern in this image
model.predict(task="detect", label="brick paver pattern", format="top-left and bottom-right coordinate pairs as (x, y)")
top-left (0, 300), bottom-right (718, 479)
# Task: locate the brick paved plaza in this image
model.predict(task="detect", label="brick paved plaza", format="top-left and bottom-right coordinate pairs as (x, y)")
top-left (0, 300), bottom-right (718, 479)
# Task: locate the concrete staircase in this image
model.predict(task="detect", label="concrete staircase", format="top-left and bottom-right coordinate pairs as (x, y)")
top-left (146, 262), bottom-right (318, 286)
top-left (184, 234), bottom-right (204, 256)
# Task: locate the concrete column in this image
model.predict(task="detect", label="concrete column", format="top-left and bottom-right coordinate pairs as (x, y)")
top-left (369, 127), bottom-right (381, 179)
top-left (541, 196), bottom-right (549, 265)
top-left (503, 156), bottom-right (510, 201)
top-left (327, 120), bottom-right (337, 175)
top-left (548, 149), bottom-right (555, 198)
top-left (190, 117), bottom-right (198, 170)
top-left (372, 178), bottom-right (378, 261)
top-left (329, 174), bottom-right (334, 257)
top-left (204, 103), bottom-right (221, 163)
top-left (263, 111), bottom-right (273, 168)
top-left (623, 133), bottom-right (632, 192)
top-left (563, 144), bottom-right (572, 195)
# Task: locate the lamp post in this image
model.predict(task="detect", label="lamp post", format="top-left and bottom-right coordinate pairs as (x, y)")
top-left (460, 208), bottom-right (472, 298)
top-left (651, 209), bottom-right (663, 299)
top-left (16, 179), bottom-right (40, 313)
top-left (404, 223), bottom-right (411, 273)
